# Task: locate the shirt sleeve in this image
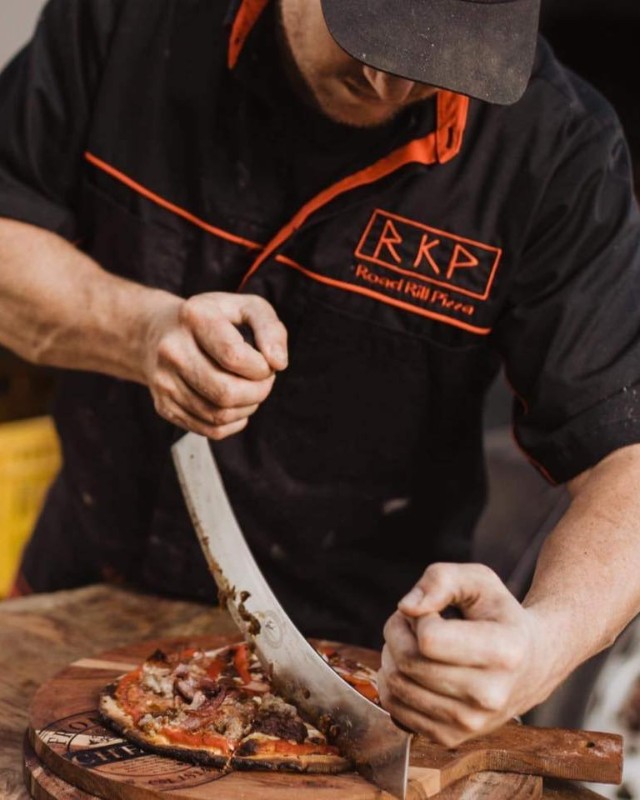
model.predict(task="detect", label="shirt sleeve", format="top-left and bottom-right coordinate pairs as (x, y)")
top-left (0, 0), bottom-right (120, 240)
top-left (491, 114), bottom-right (640, 484)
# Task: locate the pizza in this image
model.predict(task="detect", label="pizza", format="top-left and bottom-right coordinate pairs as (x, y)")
top-left (99, 641), bottom-right (379, 773)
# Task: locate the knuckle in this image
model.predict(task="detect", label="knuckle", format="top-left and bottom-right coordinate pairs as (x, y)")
top-left (207, 426), bottom-right (230, 441)
top-left (497, 643), bottom-right (524, 671)
top-left (383, 616), bottom-right (396, 641)
top-left (210, 407), bottom-right (241, 426)
top-left (476, 563), bottom-right (503, 589)
top-left (458, 709), bottom-right (486, 735)
top-left (473, 685), bottom-right (508, 713)
top-left (246, 293), bottom-right (270, 313)
top-left (265, 317), bottom-right (287, 341)
top-left (212, 382), bottom-right (234, 408)
top-left (394, 651), bottom-right (416, 678)
top-left (424, 562), bottom-right (450, 589)
top-left (217, 341), bottom-right (245, 370)
top-left (384, 666), bottom-right (406, 695)
top-left (154, 398), bottom-right (169, 418)
top-left (416, 625), bottom-right (438, 657)
top-left (152, 373), bottom-right (175, 397)
top-left (204, 419), bottom-right (248, 441)
top-left (383, 618), bottom-right (403, 651)
top-left (153, 395), bottom-right (173, 418)
top-left (426, 562), bottom-right (448, 581)
top-left (473, 562), bottom-right (498, 580)
top-left (178, 297), bottom-right (201, 326)
top-left (156, 337), bottom-right (181, 366)
top-left (208, 408), bottom-right (230, 426)
top-left (415, 633), bottom-right (433, 658)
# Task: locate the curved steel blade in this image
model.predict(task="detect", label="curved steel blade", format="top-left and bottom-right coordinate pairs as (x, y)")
top-left (172, 432), bottom-right (412, 799)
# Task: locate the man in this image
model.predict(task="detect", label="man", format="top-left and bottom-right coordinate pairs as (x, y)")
top-left (1, 0), bottom-right (640, 748)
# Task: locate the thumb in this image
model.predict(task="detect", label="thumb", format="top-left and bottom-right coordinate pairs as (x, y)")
top-left (397, 562), bottom-right (511, 620)
top-left (398, 568), bottom-right (453, 618)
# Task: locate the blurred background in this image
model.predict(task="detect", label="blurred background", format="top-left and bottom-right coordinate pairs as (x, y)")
top-left (1, 0), bottom-right (46, 70)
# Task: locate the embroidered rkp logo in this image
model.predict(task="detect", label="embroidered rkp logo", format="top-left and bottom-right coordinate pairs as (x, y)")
top-left (355, 209), bottom-right (501, 301)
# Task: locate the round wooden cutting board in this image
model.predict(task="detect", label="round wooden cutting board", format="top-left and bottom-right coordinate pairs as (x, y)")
top-left (26, 635), bottom-right (543, 800)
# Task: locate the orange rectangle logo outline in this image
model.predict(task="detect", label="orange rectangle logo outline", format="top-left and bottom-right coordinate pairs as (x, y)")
top-left (355, 208), bottom-right (502, 302)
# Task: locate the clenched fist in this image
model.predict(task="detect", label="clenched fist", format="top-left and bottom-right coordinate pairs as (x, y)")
top-left (143, 292), bottom-right (288, 439)
top-left (378, 563), bottom-right (556, 746)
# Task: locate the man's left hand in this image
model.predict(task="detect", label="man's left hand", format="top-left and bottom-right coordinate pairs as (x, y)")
top-left (378, 562), bottom-right (552, 746)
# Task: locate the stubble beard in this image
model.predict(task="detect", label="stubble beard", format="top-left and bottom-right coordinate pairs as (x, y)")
top-left (276, 2), bottom-right (413, 129)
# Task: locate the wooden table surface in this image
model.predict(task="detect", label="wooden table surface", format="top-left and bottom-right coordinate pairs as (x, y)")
top-left (0, 584), bottom-right (608, 800)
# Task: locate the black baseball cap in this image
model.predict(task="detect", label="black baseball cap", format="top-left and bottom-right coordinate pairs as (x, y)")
top-left (320, 0), bottom-right (541, 105)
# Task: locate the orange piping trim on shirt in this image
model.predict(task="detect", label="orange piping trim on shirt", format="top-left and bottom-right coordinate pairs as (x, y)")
top-left (436, 90), bottom-right (470, 163)
top-left (276, 255), bottom-right (491, 336)
top-left (84, 152), bottom-right (262, 251)
top-left (228, 0), bottom-right (271, 69)
top-left (238, 91), bottom-right (469, 290)
top-left (504, 369), bottom-right (529, 416)
top-left (501, 372), bottom-right (559, 485)
top-left (509, 425), bottom-right (559, 486)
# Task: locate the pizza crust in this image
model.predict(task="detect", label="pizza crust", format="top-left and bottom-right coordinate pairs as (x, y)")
top-left (99, 684), bottom-right (230, 767)
top-left (98, 642), bottom-right (376, 774)
top-left (231, 753), bottom-right (351, 773)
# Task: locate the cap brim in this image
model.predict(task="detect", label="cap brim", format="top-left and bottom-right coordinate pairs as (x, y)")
top-left (321, 0), bottom-right (541, 105)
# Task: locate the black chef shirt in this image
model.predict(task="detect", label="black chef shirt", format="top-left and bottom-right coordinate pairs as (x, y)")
top-left (1, 0), bottom-right (640, 646)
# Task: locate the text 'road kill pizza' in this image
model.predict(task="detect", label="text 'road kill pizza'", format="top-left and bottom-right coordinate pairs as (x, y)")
top-left (99, 642), bottom-right (379, 773)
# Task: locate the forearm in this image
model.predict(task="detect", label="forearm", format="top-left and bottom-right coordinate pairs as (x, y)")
top-left (0, 217), bottom-right (288, 439)
top-left (523, 443), bottom-right (640, 687)
top-left (0, 218), bottom-right (180, 381)
top-left (380, 444), bottom-right (640, 743)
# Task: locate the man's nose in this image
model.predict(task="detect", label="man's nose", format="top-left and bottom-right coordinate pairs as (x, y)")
top-left (362, 66), bottom-right (416, 103)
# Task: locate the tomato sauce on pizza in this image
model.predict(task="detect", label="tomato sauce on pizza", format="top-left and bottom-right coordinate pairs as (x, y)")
top-left (99, 642), bottom-right (379, 773)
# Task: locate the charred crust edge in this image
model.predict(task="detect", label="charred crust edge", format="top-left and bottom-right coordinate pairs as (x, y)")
top-left (98, 689), bottom-right (229, 768)
top-left (231, 755), bottom-right (351, 774)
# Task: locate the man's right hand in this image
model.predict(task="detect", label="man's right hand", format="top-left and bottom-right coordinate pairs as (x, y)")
top-left (143, 292), bottom-right (288, 439)
top-left (0, 221), bottom-right (287, 439)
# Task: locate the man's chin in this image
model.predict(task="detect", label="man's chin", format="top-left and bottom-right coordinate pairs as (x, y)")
top-left (315, 96), bottom-right (403, 129)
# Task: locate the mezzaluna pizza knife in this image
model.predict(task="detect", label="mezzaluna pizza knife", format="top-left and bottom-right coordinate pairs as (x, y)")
top-left (172, 431), bottom-right (412, 798)
top-left (171, 432), bottom-right (623, 800)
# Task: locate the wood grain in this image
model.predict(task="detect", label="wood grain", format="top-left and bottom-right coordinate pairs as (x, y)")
top-left (25, 746), bottom-right (613, 800)
top-left (542, 779), bottom-right (611, 799)
top-left (24, 733), bottom-right (543, 800)
top-left (27, 636), bottom-right (618, 800)
top-left (0, 585), bottom-right (237, 800)
top-left (24, 737), bottom-right (98, 800)
top-left (408, 722), bottom-right (621, 793)
top-left (434, 771), bottom-right (542, 799)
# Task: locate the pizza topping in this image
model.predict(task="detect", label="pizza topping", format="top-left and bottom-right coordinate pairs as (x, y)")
top-left (235, 733), bottom-right (341, 757)
top-left (233, 643), bottom-right (253, 684)
top-left (175, 678), bottom-right (198, 702)
top-left (159, 725), bottom-right (231, 753)
top-left (100, 640), bottom-right (377, 773)
top-left (148, 648), bottom-right (170, 664)
top-left (252, 697), bottom-right (308, 743)
top-left (188, 690), bottom-right (207, 711)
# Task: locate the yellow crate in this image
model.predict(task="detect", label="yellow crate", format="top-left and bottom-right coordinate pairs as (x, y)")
top-left (0, 416), bottom-right (61, 597)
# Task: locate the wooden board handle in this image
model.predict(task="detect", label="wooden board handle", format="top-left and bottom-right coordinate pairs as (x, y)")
top-left (408, 723), bottom-right (623, 798)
